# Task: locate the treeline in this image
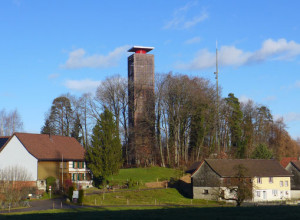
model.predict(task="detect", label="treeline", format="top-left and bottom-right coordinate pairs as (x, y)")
top-left (0, 109), bottom-right (23, 136)
top-left (41, 73), bottom-right (299, 167)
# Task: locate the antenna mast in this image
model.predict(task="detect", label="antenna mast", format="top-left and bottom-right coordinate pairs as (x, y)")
top-left (214, 41), bottom-right (220, 154)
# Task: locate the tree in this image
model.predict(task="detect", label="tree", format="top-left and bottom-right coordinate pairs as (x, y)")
top-left (0, 108), bottom-right (23, 136)
top-left (85, 109), bottom-right (122, 186)
top-left (225, 93), bottom-right (244, 158)
top-left (0, 165), bottom-right (35, 207)
top-left (219, 164), bottom-right (252, 207)
top-left (93, 76), bottom-right (129, 161)
top-left (71, 114), bottom-right (82, 143)
top-left (251, 144), bottom-right (273, 159)
top-left (47, 96), bottom-right (73, 136)
top-left (41, 119), bottom-right (55, 134)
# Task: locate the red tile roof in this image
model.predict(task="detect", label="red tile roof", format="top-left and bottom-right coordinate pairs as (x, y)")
top-left (280, 157), bottom-right (297, 168)
top-left (3, 133), bottom-right (85, 161)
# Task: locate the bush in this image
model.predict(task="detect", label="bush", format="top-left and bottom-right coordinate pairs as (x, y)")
top-left (78, 189), bottom-right (84, 204)
top-left (46, 176), bottom-right (56, 193)
top-left (68, 186), bottom-right (75, 201)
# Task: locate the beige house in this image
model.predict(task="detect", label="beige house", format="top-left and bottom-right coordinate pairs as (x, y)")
top-left (0, 133), bottom-right (92, 190)
top-left (191, 159), bottom-right (292, 202)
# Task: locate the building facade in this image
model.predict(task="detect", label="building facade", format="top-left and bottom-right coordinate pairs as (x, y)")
top-left (191, 159), bottom-right (292, 202)
top-left (0, 133), bottom-right (92, 191)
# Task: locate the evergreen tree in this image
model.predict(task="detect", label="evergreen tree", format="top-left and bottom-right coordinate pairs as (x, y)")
top-left (85, 108), bottom-right (122, 186)
top-left (225, 93), bottom-right (244, 158)
top-left (41, 119), bottom-right (55, 134)
top-left (71, 114), bottom-right (82, 143)
top-left (251, 144), bottom-right (273, 159)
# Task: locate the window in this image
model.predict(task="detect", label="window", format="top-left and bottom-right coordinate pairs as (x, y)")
top-left (72, 173), bottom-right (76, 181)
top-left (82, 162), bottom-right (85, 168)
top-left (203, 189), bottom-right (209, 195)
top-left (285, 181), bottom-right (288, 187)
top-left (269, 177), bottom-right (273, 183)
top-left (77, 173), bottom-right (80, 180)
top-left (73, 161), bottom-right (75, 168)
top-left (257, 178), bottom-right (262, 184)
top-left (280, 181), bottom-right (283, 187)
top-left (272, 190), bottom-right (278, 196)
top-left (257, 191), bottom-right (261, 197)
top-left (226, 178), bottom-right (231, 185)
top-left (77, 162), bottom-right (80, 168)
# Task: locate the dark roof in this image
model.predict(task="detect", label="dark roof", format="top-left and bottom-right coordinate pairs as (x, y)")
top-left (186, 161), bottom-right (203, 174)
top-left (280, 157), bottom-right (298, 168)
top-left (128, 46), bottom-right (154, 53)
top-left (1, 133), bottom-right (85, 161)
top-left (0, 137), bottom-right (9, 149)
top-left (290, 161), bottom-right (300, 172)
top-left (204, 159), bottom-right (292, 177)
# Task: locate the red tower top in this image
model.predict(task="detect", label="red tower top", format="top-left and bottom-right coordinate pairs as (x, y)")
top-left (128, 46), bottom-right (154, 54)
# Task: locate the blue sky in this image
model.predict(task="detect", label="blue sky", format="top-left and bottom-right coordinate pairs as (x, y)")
top-left (1, 0), bottom-right (300, 138)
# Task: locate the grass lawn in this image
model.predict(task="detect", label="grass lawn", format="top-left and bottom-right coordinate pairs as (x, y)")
top-left (107, 167), bottom-right (183, 183)
top-left (85, 167), bottom-right (183, 192)
top-left (84, 188), bottom-right (224, 206)
top-left (3, 206), bottom-right (300, 219)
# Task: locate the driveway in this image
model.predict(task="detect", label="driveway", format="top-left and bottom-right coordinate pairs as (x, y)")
top-left (0, 198), bottom-right (80, 213)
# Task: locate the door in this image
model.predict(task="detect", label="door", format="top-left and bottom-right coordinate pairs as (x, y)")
top-left (263, 191), bottom-right (267, 200)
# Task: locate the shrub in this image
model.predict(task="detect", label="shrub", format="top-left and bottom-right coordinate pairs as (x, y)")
top-left (68, 186), bottom-right (75, 201)
top-left (46, 176), bottom-right (56, 193)
top-left (78, 189), bottom-right (84, 204)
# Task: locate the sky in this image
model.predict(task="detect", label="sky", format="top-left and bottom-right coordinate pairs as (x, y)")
top-left (1, 0), bottom-right (300, 139)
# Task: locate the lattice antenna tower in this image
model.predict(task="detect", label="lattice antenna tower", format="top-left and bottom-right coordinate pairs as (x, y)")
top-left (214, 41), bottom-right (220, 153)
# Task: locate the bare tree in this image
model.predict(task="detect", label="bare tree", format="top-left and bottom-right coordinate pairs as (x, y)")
top-left (92, 76), bottom-right (131, 161)
top-left (0, 165), bottom-right (35, 207)
top-left (0, 108), bottom-right (23, 136)
top-left (217, 164), bottom-right (253, 206)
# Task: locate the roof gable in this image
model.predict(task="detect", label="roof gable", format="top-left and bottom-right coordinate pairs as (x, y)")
top-left (280, 157), bottom-right (297, 168)
top-left (204, 159), bottom-right (292, 177)
top-left (290, 161), bottom-right (300, 172)
top-left (11, 133), bottom-right (85, 161)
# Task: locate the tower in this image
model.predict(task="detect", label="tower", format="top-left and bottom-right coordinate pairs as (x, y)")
top-left (128, 46), bottom-right (155, 165)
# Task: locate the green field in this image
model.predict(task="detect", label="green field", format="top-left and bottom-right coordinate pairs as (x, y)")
top-left (106, 167), bottom-right (183, 183)
top-left (84, 188), bottom-right (223, 206)
top-left (3, 206), bottom-right (300, 219)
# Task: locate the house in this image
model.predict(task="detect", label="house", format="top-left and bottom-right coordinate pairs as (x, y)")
top-left (192, 159), bottom-right (292, 202)
top-left (0, 133), bottom-right (92, 190)
top-left (285, 161), bottom-right (300, 199)
top-left (280, 157), bottom-right (298, 168)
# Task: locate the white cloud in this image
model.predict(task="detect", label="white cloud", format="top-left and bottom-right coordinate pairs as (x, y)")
top-left (164, 2), bottom-right (208, 30)
top-left (62, 45), bottom-right (130, 69)
top-left (184, 37), bottom-right (201, 45)
top-left (175, 49), bottom-right (215, 69)
top-left (177, 38), bottom-right (300, 70)
top-left (294, 81), bottom-right (300, 88)
top-left (281, 112), bottom-right (300, 123)
top-left (64, 79), bottom-right (101, 93)
top-left (48, 73), bottom-right (60, 79)
top-left (239, 95), bottom-right (251, 103)
top-left (263, 96), bottom-right (276, 102)
top-left (250, 39), bottom-right (300, 62)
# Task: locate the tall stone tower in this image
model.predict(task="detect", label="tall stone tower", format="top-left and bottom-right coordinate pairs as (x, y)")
top-left (128, 46), bottom-right (155, 165)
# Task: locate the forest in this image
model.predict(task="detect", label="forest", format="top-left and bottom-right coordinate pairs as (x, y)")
top-left (36, 72), bottom-right (300, 167)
